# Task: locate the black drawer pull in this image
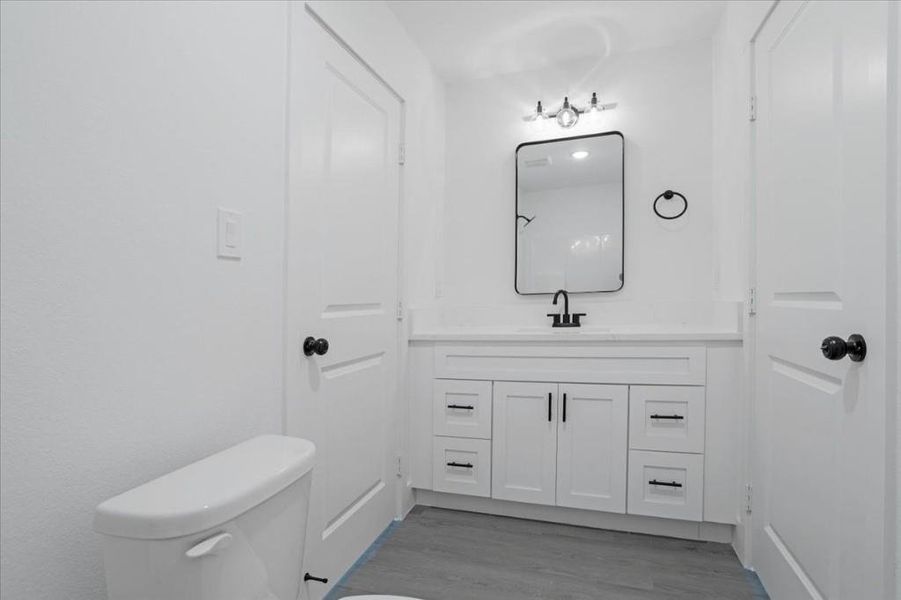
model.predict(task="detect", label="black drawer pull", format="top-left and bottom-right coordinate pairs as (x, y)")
top-left (446, 461), bottom-right (473, 469)
top-left (650, 414), bottom-right (684, 420)
top-left (447, 404), bottom-right (475, 410)
top-left (562, 393), bottom-right (567, 422)
top-left (548, 392), bottom-right (552, 422)
top-left (649, 479), bottom-right (683, 488)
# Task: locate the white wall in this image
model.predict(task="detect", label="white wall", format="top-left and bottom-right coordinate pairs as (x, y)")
top-left (0, 3), bottom-right (288, 597)
top-left (440, 40), bottom-right (714, 311)
top-left (711, 3), bottom-right (762, 304)
top-left (0, 1), bottom-right (445, 597)
top-left (710, 0), bottom-right (774, 568)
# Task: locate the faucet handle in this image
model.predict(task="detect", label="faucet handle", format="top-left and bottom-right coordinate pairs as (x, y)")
top-left (571, 313), bottom-right (587, 327)
top-left (546, 313), bottom-right (562, 327)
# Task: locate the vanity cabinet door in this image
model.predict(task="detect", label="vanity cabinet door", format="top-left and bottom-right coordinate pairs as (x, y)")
top-left (491, 381), bottom-right (557, 505)
top-left (556, 384), bottom-right (628, 513)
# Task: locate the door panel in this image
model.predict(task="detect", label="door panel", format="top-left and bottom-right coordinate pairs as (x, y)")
top-left (491, 381), bottom-right (557, 505)
top-left (765, 363), bottom-right (837, 594)
top-left (753, 2), bottom-right (890, 598)
top-left (556, 384), bottom-right (627, 512)
top-left (285, 7), bottom-right (401, 598)
top-left (323, 362), bottom-right (386, 529)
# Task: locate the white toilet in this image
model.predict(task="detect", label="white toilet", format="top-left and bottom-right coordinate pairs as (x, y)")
top-left (94, 435), bottom-right (417, 600)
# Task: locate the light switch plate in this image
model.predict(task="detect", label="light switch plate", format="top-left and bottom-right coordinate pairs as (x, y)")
top-left (217, 208), bottom-right (242, 259)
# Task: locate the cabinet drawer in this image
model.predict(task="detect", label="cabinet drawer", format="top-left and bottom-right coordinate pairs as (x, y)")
top-left (627, 450), bottom-right (703, 521)
top-left (629, 386), bottom-right (705, 453)
top-left (433, 379), bottom-right (492, 439)
top-left (432, 437), bottom-right (491, 497)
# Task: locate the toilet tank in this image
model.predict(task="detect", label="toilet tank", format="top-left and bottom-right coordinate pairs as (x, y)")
top-left (94, 435), bottom-right (316, 600)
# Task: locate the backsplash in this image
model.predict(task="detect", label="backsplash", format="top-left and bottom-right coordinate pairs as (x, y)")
top-left (408, 300), bottom-right (742, 333)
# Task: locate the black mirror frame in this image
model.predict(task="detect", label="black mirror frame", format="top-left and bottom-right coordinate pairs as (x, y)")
top-left (514, 130), bottom-right (625, 295)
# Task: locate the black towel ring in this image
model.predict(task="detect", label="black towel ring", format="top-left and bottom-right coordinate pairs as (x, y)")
top-left (653, 190), bottom-right (687, 220)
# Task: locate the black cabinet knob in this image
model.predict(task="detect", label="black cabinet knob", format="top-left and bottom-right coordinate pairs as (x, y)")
top-left (303, 336), bottom-right (329, 357)
top-left (821, 334), bottom-right (866, 362)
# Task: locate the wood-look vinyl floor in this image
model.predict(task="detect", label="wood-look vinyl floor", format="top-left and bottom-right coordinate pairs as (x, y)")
top-left (328, 506), bottom-right (768, 600)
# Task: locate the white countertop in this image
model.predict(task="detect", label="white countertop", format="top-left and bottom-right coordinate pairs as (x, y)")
top-left (409, 326), bottom-right (743, 343)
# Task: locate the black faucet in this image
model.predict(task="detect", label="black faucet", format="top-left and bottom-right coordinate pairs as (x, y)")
top-left (547, 289), bottom-right (586, 328)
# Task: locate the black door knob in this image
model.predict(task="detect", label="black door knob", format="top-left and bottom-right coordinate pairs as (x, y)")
top-left (303, 336), bottom-right (329, 357)
top-left (821, 334), bottom-right (866, 362)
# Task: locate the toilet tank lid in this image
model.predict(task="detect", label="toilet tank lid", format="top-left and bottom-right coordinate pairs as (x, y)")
top-left (94, 435), bottom-right (315, 540)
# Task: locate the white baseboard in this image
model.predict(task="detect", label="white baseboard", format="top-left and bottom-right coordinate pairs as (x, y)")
top-left (414, 489), bottom-right (734, 544)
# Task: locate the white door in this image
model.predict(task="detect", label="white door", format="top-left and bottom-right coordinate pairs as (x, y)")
top-left (753, 2), bottom-right (891, 598)
top-left (285, 7), bottom-right (401, 598)
top-left (556, 384), bottom-right (628, 513)
top-left (492, 382), bottom-right (557, 505)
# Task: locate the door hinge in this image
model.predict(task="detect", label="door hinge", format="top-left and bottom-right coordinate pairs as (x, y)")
top-left (396, 300), bottom-right (404, 321)
top-left (745, 483), bottom-right (753, 514)
top-left (398, 143), bottom-right (405, 165)
top-left (748, 287), bottom-right (757, 315)
top-left (749, 95), bottom-right (757, 121)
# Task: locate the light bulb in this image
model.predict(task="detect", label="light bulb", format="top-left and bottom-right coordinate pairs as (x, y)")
top-left (557, 109), bottom-right (577, 127)
top-left (588, 92), bottom-right (600, 113)
top-left (556, 96), bottom-right (579, 128)
top-left (531, 100), bottom-right (547, 121)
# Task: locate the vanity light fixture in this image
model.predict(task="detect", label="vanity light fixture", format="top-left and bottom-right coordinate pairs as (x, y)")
top-left (571, 150), bottom-right (590, 160)
top-left (522, 92), bottom-right (617, 129)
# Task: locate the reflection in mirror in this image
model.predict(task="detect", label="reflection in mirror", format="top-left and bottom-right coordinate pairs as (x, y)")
top-left (515, 132), bottom-right (624, 294)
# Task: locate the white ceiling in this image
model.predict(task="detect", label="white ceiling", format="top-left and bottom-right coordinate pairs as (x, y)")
top-left (386, 1), bottom-right (725, 82)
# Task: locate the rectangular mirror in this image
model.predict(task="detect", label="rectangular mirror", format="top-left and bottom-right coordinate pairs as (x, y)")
top-left (515, 132), bottom-right (624, 294)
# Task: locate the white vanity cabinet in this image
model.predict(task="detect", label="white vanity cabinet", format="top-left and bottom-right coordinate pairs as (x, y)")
top-left (407, 334), bottom-right (743, 540)
top-left (434, 379), bottom-right (631, 511)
